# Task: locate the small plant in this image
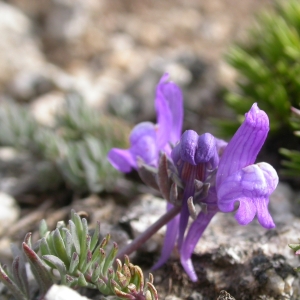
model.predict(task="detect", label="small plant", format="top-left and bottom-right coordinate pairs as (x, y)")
top-left (280, 107), bottom-right (300, 177)
top-left (217, 0), bottom-right (300, 139)
top-left (0, 210), bottom-right (158, 300)
top-left (0, 94), bottom-right (131, 192)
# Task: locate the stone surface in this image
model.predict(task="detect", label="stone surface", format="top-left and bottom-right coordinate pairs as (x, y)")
top-left (156, 183), bottom-right (300, 299)
top-left (30, 91), bottom-right (65, 126)
top-left (0, 148), bottom-right (62, 197)
top-left (0, 192), bottom-right (20, 236)
top-left (0, 2), bottom-right (45, 89)
top-left (45, 284), bottom-right (91, 300)
top-left (123, 194), bottom-right (167, 253)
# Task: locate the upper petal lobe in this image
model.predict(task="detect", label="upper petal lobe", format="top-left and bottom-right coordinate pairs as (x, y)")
top-left (108, 122), bottom-right (158, 173)
top-left (216, 103), bottom-right (269, 187)
top-left (156, 73), bottom-right (183, 146)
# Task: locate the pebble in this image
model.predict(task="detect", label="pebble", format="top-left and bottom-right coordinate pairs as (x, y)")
top-left (0, 2), bottom-right (44, 87)
top-left (124, 194), bottom-right (167, 253)
top-left (30, 91), bottom-right (65, 126)
top-left (0, 192), bottom-right (20, 236)
top-left (45, 284), bottom-right (91, 300)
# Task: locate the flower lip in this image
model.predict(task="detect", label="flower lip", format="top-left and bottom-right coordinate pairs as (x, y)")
top-left (217, 163), bottom-right (278, 211)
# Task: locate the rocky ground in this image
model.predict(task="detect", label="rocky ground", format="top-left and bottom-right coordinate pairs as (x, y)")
top-left (2, 0), bottom-right (299, 299)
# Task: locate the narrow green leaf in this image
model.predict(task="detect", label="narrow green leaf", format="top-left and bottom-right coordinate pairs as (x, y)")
top-left (63, 228), bottom-right (75, 260)
top-left (22, 242), bottom-right (53, 295)
top-left (102, 242), bottom-right (118, 277)
top-left (53, 229), bottom-right (70, 267)
top-left (69, 220), bottom-right (80, 254)
top-left (42, 255), bottom-right (67, 285)
top-left (69, 252), bottom-right (79, 274)
top-left (90, 221), bottom-right (101, 253)
top-left (0, 265), bottom-right (28, 300)
top-left (79, 218), bottom-right (89, 270)
top-left (39, 220), bottom-right (48, 238)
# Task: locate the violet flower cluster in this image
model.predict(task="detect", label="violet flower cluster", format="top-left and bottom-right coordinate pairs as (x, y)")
top-left (108, 74), bottom-right (278, 282)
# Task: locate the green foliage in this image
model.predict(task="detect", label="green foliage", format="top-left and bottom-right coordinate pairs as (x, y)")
top-left (0, 94), bottom-right (131, 192)
top-left (0, 210), bottom-right (158, 300)
top-left (280, 107), bottom-right (300, 177)
top-left (218, 0), bottom-right (300, 138)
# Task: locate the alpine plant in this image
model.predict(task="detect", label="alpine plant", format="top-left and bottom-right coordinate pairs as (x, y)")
top-left (108, 74), bottom-right (279, 282)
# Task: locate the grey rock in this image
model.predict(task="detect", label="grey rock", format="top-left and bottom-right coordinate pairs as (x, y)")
top-left (0, 192), bottom-right (20, 236)
top-left (8, 70), bottom-right (54, 102)
top-left (0, 147), bottom-right (62, 196)
top-left (187, 291), bottom-right (204, 300)
top-left (45, 284), bottom-right (91, 300)
top-left (0, 2), bottom-right (44, 89)
top-left (188, 183), bottom-right (300, 299)
top-left (217, 290), bottom-right (236, 300)
top-left (45, 0), bottom-right (100, 42)
top-left (123, 194), bottom-right (167, 253)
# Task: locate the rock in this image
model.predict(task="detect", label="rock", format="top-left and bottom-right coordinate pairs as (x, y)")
top-left (165, 295), bottom-right (183, 300)
top-left (0, 147), bottom-right (62, 196)
top-left (187, 291), bottom-right (204, 300)
top-left (0, 237), bottom-right (13, 265)
top-left (45, 0), bottom-right (100, 42)
top-left (217, 290), bottom-right (236, 300)
top-left (45, 284), bottom-right (91, 300)
top-left (184, 183), bottom-right (300, 299)
top-left (0, 2), bottom-right (44, 89)
top-left (123, 194), bottom-right (167, 253)
top-left (30, 91), bottom-right (65, 126)
top-left (0, 192), bottom-right (20, 236)
top-left (8, 70), bottom-right (54, 102)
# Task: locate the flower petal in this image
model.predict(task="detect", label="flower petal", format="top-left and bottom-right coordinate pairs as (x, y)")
top-left (255, 197), bottom-right (275, 228)
top-left (177, 196), bottom-right (190, 249)
top-left (180, 211), bottom-right (216, 282)
top-left (156, 73), bottom-right (183, 145)
top-left (216, 103), bottom-right (269, 187)
top-left (215, 138), bottom-right (228, 157)
top-left (107, 148), bottom-right (135, 173)
top-left (173, 131), bottom-right (219, 167)
top-left (217, 163), bottom-right (278, 228)
top-left (195, 133), bottom-right (219, 168)
top-left (152, 203), bottom-right (179, 270)
top-left (256, 162), bottom-right (279, 193)
top-left (234, 199), bottom-right (256, 225)
top-left (108, 122), bottom-right (158, 173)
top-left (179, 130), bottom-right (199, 165)
top-left (129, 122), bottom-right (158, 166)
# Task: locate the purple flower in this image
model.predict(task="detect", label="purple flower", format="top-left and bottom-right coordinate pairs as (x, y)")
top-left (178, 103), bottom-right (278, 281)
top-left (216, 103), bottom-right (277, 229)
top-left (108, 73), bottom-right (183, 172)
top-left (107, 74), bottom-right (278, 283)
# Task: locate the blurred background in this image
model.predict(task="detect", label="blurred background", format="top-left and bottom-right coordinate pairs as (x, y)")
top-left (0, 0), bottom-right (274, 199)
top-left (0, 0), bottom-right (271, 127)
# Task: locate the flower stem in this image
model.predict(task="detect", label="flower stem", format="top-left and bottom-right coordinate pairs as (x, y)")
top-left (117, 205), bottom-right (181, 259)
